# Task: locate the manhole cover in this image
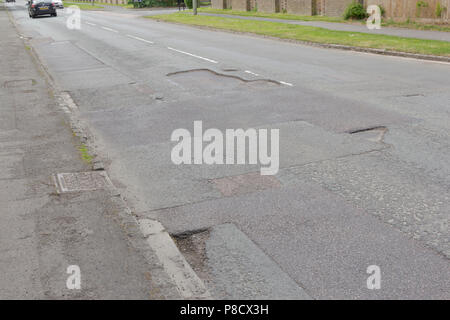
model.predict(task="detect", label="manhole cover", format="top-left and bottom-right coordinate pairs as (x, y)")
top-left (53, 171), bottom-right (114, 194)
top-left (3, 79), bottom-right (36, 88)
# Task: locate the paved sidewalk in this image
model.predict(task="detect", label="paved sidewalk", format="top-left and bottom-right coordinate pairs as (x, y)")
top-left (198, 12), bottom-right (450, 42)
top-left (0, 4), bottom-right (179, 299)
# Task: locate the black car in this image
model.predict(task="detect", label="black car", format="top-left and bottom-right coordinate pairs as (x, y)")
top-left (28, 0), bottom-right (57, 18)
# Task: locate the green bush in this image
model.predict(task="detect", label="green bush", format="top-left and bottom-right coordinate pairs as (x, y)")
top-left (436, 2), bottom-right (446, 18)
top-left (379, 4), bottom-right (386, 17)
top-left (343, 2), bottom-right (368, 20)
top-left (185, 0), bottom-right (206, 9)
top-left (416, 1), bottom-right (428, 17)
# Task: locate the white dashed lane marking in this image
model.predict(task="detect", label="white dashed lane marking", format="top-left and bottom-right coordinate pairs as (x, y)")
top-left (126, 35), bottom-right (154, 44)
top-left (244, 70), bottom-right (294, 86)
top-left (68, 24), bottom-right (292, 86)
top-left (279, 81), bottom-right (294, 86)
top-left (245, 70), bottom-right (260, 76)
top-left (101, 26), bottom-right (118, 33)
top-left (167, 47), bottom-right (218, 64)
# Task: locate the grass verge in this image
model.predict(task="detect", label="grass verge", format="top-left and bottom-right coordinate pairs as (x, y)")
top-left (147, 13), bottom-right (450, 57)
top-left (198, 8), bottom-right (450, 32)
top-left (382, 19), bottom-right (450, 32)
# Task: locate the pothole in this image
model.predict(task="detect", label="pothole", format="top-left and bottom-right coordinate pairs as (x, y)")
top-left (172, 228), bottom-right (211, 281)
top-left (403, 93), bottom-right (424, 97)
top-left (221, 67), bottom-right (239, 72)
top-left (347, 126), bottom-right (388, 143)
top-left (172, 228), bottom-right (210, 239)
top-left (167, 68), bottom-right (280, 92)
top-left (347, 126), bottom-right (387, 134)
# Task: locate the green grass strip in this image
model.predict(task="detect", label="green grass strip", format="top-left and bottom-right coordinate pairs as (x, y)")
top-left (147, 13), bottom-right (450, 57)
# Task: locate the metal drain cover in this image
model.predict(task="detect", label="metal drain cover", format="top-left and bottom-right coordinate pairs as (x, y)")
top-left (53, 171), bottom-right (114, 194)
top-left (3, 79), bottom-right (36, 88)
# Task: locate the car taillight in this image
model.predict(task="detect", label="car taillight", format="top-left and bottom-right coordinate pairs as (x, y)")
top-left (31, 4), bottom-right (35, 7)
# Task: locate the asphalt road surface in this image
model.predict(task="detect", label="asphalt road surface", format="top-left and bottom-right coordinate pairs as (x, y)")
top-left (8, 2), bottom-right (450, 299)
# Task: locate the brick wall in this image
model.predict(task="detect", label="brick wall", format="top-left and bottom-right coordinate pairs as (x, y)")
top-left (287, 0), bottom-right (313, 14)
top-left (323, 0), bottom-right (356, 16)
top-left (257, 0), bottom-right (280, 12)
top-left (231, 0), bottom-right (250, 10)
top-left (365, 0), bottom-right (449, 22)
top-left (213, 0), bottom-right (449, 22)
top-left (286, 0), bottom-right (354, 16)
top-left (78, 0), bottom-right (137, 4)
top-left (279, 0), bottom-right (288, 12)
top-left (211, 0), bottom-right (228, 9)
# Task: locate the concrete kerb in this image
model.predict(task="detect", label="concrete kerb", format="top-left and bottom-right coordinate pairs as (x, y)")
top-left (5, 6), bottom-right (211, 300)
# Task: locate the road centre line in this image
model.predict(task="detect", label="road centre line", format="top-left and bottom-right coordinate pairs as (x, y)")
top-left (245, 70), bottom-right (259, 76)
top-left (279, 81), bottom-right (294, 86)
top-left (126, 35), bottom-right (154, 44)
top-left (167, 47), bottom-right (218, 64)
top-left (74, 27), bottom-right (291, 85)
top-left (101, 26), bottom-right (118, 33)
top-left (244, 70), bottom-right (293, 86)
top-left (85, 22), bottom-right (96, 26)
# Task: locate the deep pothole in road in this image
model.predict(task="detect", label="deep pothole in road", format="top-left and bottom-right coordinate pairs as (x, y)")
top-left (166, 69), bottom-right (280, 92)
top-left (172, 228), bottom-right (211, 282)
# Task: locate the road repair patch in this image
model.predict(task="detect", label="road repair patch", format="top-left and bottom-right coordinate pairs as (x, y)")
top-left (211, 172), bottom-right (281, 197)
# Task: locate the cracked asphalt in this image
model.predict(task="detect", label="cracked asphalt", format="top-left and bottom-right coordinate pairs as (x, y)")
top-left (7, 1), bottom-right (450, 299)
